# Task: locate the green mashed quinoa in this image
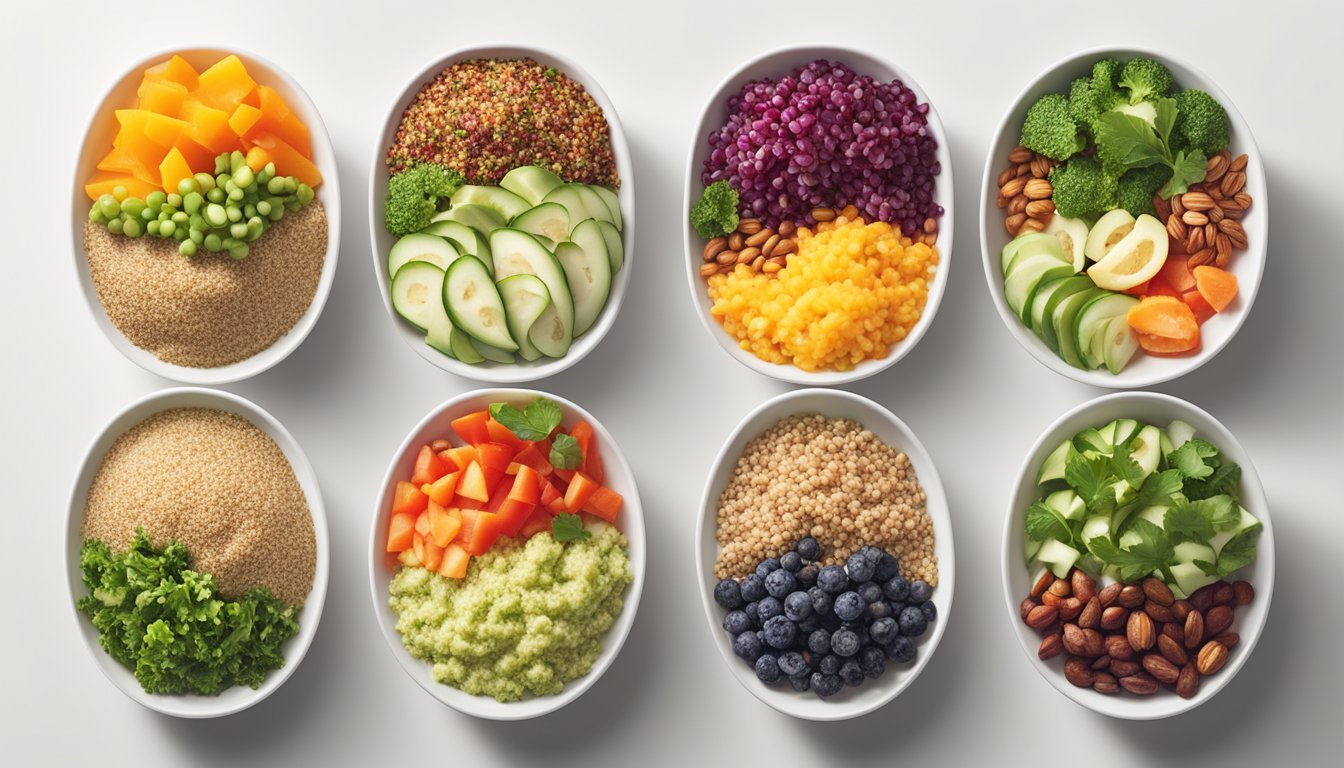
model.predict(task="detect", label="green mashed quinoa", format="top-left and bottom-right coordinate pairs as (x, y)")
top-left (388, 524), bottom-right (632, 702)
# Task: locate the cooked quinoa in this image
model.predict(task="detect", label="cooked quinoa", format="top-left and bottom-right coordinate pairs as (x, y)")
top-left (714, 414), bottom-right (937, 585)
top-left (82, 407), bottom-right (316, 605)
top-left (386, 58), bottom-right (618, 186)
top-left (83, 201), bottom-right (327, 369)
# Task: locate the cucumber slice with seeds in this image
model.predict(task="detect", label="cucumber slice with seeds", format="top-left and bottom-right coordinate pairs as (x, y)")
top-left (561, 220), bottom-right (612, 336)
top-left (388, 233), bottom-right (459, 274)
top-left (597, 219), bottom-right (624, 273)
top-left (490, 229), bottom-right (574, 357)
top-left (390, 261), bottom-right (445, 332)
top-left (442, 255), bottom-right (517, 351)
top-left (498, 274), bottom-right (550, 362)
top-left (500, 166), bottom-right (563, 206)
top-left (512, 202), bottom-right (572, 243)
top-left (434, 204), bottom-right (505, 238)
top-left (587, 185), bottom-right (623, 230)
top-left (449, 185), bottom-right (531, 221)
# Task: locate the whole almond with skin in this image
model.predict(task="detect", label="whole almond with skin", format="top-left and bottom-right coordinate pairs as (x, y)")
top-left (1091, 654), bottom-right (1112, 671)
top-left (1190, 585), bottom-right (1215, 612)
top-left (1026, 604), bottom-right (1059, 630)
top-left (1118, 585), bottom-right (1145, 609)
top-left (1064, 656), bottom-right (1094, 688)
top-left (1005, 213), bottom-right (1026, 236)
top-left (744, 228), bottom-right (771, 248)
top-left (1205, 605), bottom-right (1234, 637)
top-left (1182, 191), bottom-right (1216, 211)
top-left (1197, 641), bottom-right (1229, 675)
top-left (1177, 662), bottom-right (1200, 698)
top-left (772, 239), bottom-right (796, 257)
top-left (1144, 576), bottom-right (1175, 606)
top-left (728, 232), bottom-right (745, 250)
top-left (1120, 673), bottom-right (1159, 695)
top-left (1019, 217), bottom-right (1045, 234)
top-left (1093, 671), bottom-right (1120, 694)
top-left (699, 263), bottom-right (721, 277)
top-left (1078, 597), bottom-right (1101, 629)
top-left (1001, 177), bottom-right (1026, 199)
top-left (1024, 178), bottom-right (1053, 200)
top-left (1063, 624), bottom-right (1088, 655)
top-left (1145, 600), bottom-right (1175, 624)
top-left (1233, 581), bottom-right (1255, 605)
top-left (1041, 591), bottom-right (1062, 607)
top-left (1161, 622), bottom-right (1184, 645)
top-left (1143, 654), bottom-right (1181, 684)
top-left (1184, 610), bottom-right (1205, 649)
top-left (1107, 634), bottom-right (1136, 662)
top-left (1101, 606), bottom-right (1128, 631)
top-left (1172, 194), bottom-right (1187, 217)
top-left (997, 167), bottom-right (1015, 188)
top-left (1189, 248), bottom-right (1215, 267)
top-left (1016, 163), bottom-right (1032, 178)
top-left (1166, 214), bottom-right (1188, 242)
top-left (1058, 597), bottom-right (1084, 622)
top-left (716, 250), bottom-right (738, 265)
top-left (1186, 225), bottom-right (1206, 255)
top-left (704, 237), bottom-right (728, 261)
top-left (1183, 210), bottom-right (1209, 227)
top-left (1026, 199), bottom-right (1055, 218)
top-left (1171, 600), bottom-right (1193, 622)
top-left (1215, 233), bottom-right (1232, 264)
top-left (1098, 583), bottom-right (1122, 608)
top-left (1071, 571), bottom-right (1097, 604)
top-left (1230, 153), bottom-right (1249, 172)
top-left (1020, 596), bottom-right (1039, 621)
top-left (1219, 219), bottom-right (1249, 248)
top-left (1212, 582), bottom-right (1235, 606)
top-left (1110, 659), bottom-right (1141, 677)
top-left (1159, 634), bottom-right (1189, 666)
top-left (737, 219), bottom-right (762, 235)
top-left (1128, 610), bottom-right (1156, 651)
top-left (1008, 146), bottom-right (1033, 164)
top-left (1234, 192), bottom-right (1253, 210)
top-left (1083, 628), bottom-right (1106, 658)
top-left (1038, 633), bottom-right (1064, 660)
top-left (1214, 631), bottom-right (1240, 649)
top-left (1205, 153), bottom-right (1229, 182)
top-left (1049, 578), bottom-right (1072, 598)
top-left (1221, 171), bottom-right (1246, 197)
top-left (1208, 205), bottom-right (1224, 224)
top-left (761, 234), bottom-right (781, 257)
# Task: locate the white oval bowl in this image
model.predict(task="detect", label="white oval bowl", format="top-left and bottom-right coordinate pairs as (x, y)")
top-left (683, 45), bottom-right (954, 386)
top-left (1001, 391), bottom-right (1274, 719)
top-left (71, 46), bottom-right (341, 385)
top-left (65, 387), bottom-right (330, 718)
top-left (368, 389), bottom-right (645, 719)
top-left (368, 45), bottom-right (634, 384)
top-left (696, 388), bottom-right (954, 720)
top-left (980, 46), bottom-right (1267, 388)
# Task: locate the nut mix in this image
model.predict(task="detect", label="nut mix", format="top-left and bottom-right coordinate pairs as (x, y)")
top-left (1021, 569), bottom-right (1254, 699)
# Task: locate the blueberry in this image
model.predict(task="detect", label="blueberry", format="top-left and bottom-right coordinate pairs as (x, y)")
top-left (789, 674), bottom-right (811, 692)
top-left (898, 605), bottom-right (929, 637)
top-left (845, 552), bottom-right (875, 582)
top-left (796, 537), bottom-right (821, 561)
top-left (858, 645), bottom-right (886, 678)
top-left (817, 565), bottom-right (849, 594)
top-left (811, 672), bottom-right (843, 698)
top-left (857, 581), bottom-right (883, 604)
top-left (839, 659), bottom-right (864, 687)
top-left (754, 653), bottom-right (781, 684)
top-left (777, 651), bottom-right (808, 678)
top-left (808, 586), bottom-right (833, 616)
top-left (796, 563), bottom-right (819, 588)
top-left (784, 591), bottom-right (813, 621)
top-left (765, 568), bottom-right (797, 599)
top-left (869, 616), bottom-right (899, 646)
top-left (756, 557), bottom-right (782, 578)
top-left (733, 631), bottom-right (763, 662)
top-left (920, 600), bottom-right (937, 623)
top-left (763, 615), bottom-right (797, 649)
top-left (886, 600), bottom-right (908, 618)
top-left (756, 597), bottom-right (783, 624)
top-left (909, 579), bottom-right (933, 603)
top-left (780, 551), bottom-right (802, 572)
top-left (743, 601), bottom-right (761, 628)
top-left (833, 591), bottom-right (864, 622)
top-left (861, 545), bottom-right (883, 565)
top-left (819, 612), bottom-right (842, 632)
top-left (831, 628), bottom-right (861, 657)
top-left (797, 615), bottom-right (820, 635)
top-left (886, 635), bottom-right (916, 664)
top-left (873, 552), bottom-right (901, 582)
top-left (807, 629), bottom-right (832, 655)
top-left (713, 578), bottom-right (743, 609)
top-left (819, 653), bottom-right (842, 675)
top-left (883, 576), bottom-right (910, 602)
top-left (864, 600), bottom-right (891, 621)
top-left (740, 574), bottom-right (767, 602)
top-left (722, 610), bottom-right (752, 635)
top-left (844, 621), bottom-right (870, 646)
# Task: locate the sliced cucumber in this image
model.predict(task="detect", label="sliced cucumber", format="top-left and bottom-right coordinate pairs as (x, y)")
top-left (490, 229), bottom-right (574, 357)
top-left (1108, 419), bottom-right (1141, 447)
top-left (1171, 562), bottom-right (1218, 597)
top-left (434, 204), bottom-right (506, 238)
top-left (421, 220), bottom-right (488, 257)
top-left (1044, 215), bottom-right (1089, 272)
top-left (442, 256), bottom-right (518, 351)
top-left (497, 274), bottom-right (551, 362)
top-left (1173, 541), bottom-right (1216, 566)
top-left (542, 184), bottom-right (612, 227)
top-left (1081, 515), bottom-right (1111, 544)
top-left (448, 324), bottom-right (485, 363)
top-left (596, 220), bottom-right (624, 273)
top-left (1037, 539), bottom-right (1082, 579)
top-left (1167, 419), bottom-right (1196, 449)
top-left (1024, 534), bottom-right (1042, 565)
top-left (512, 202), bottom-right (572, 243)
top-left (470, 337), bottom-right (516, 364)
top-left (1129, 425), bottom-right (1162, 476)
top-left (500, 166), bottom-right (563, 206)
top-left (1005, 253), bottom-right (1075, 318)
top-left (388, 233), bottom-right (459, 274)
top-left (1136, 504), bottom-right (1168, 529)
top-left (1073, 427), bottom-right (1114, 457)
top-left (1001, 232), bottom-right (1060, 275)
top-left (425, 313), bottom-right (457, 359)
top-left (529, 302), bottom-right (572, 358)
top-left (1102, 317), bottom-right (1140, 375)
top-left (1027, 277), bottom-right (1069, 334)
top-left (1037, 439), bottom-right (1073, 484)
top-left (1054, 287), bottom-right (1106, 369)
top-left (1046, 489), bottom-right (1086, 521)
top-left (450, 185), bottom-right (531, 221)
top-left (1038, 276), bottom-right (1093, 352)
top-left (390, 262), bottom-right (445, 333)
top-left (588, 184), bottom-right (623, 230)
top-left (562, 220), bottom-right (613, 336)
top-left (1074, 292), bottom-right (1139, 370)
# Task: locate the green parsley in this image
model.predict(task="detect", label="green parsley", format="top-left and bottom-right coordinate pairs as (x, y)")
top-left (551, 513), bottom-right (591, 542)
top-left (1025, 501), bottom-right (1073, 545)
top-left (489, 398), bottom-right (563, 441)
top-left (549, 433), bottom-right (582, 470)
top-left (1094, 98), bottom-right (1207, 199)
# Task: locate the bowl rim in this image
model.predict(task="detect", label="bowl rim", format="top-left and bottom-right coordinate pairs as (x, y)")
top-left (694, 387), bottom-right (955, 720)
top-left (70, 44), bottom-right (341, 385)
top-left (978, 44), bottom-right (1269, 389)
top-left (999, 390), bottom-right (1275, 719)
top-left (366, 43), bottom-right (635, 384)
top-left (366, 387), bottom-right (645, 720)
top-left (681, 43), bottom-right (955, 386)
top-left (64, 386), bottom-right (330, 718)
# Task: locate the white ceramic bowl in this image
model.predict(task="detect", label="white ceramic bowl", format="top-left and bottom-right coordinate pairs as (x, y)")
top-left (369, 45), bottom-right (634, 384)
top-left (696, 388), bottom-right (954, 720)
top-left (65, 387), bottom-right (329, 718)
top-left (1001, 391), bottom-right (1274, 719)
top-left (683, 45), bottom-right (953, 386)
top-left (71, 47), bottom-right (341, 385)
top-left (980, 46), bottom-right (1267, 388)
top-left (367, 389), bottom-right (644, 719)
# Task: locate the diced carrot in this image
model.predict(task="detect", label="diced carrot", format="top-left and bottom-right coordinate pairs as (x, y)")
top-left (458, 461), bottom-right (490, 502)
top-left (457, 509), bottom-right (480, 544)
top-left (1182, 290), bottom-right (1216, 324)
top-left (441, 445), bottom-right (478, 473)
top-left (1123, 280), bottom-right (1150, 297)
top-left (467, 512), bottom-right (505, 555)
top-left (412, 531), bottom-right (425, 565)
top-left (498, 497), bottom-right (535, 537)
top-left (390, 481), bottom-right (429, 517)
top-left (142, 55), bottom-right (199, 91)
top-left (540, 478), bottom-right (566, 515)
top-left (1137, 329), bottom-right (1201, 356)
top-left (454, 493), bottom-right (487, 511)
top-left (427, 502), bottom-right (461, 547)
top-left (437, 544), bottom-right (470, 579)
top-left (228, 103), bottom-right (264, 138)
top-left (414, 511), bottom-right (431, 537)
top-left (512, 442), bottom-right (553, 477)
top-left (1158, 256), bottom-right (1197, 294)
top-left (451, 411), bottom-right (490, 445)
top-left (248, 131), bottom-right (322, 187)
top-left (1127, 296), bottom-right (1199, 342)
top-left (245, 145), bottom-right (272, 172)
top-left (485, 481), bottom-right (512, 513)
top-left (1192, 265), bottom-right (1239, 312)
top-left (485, 418), bottom-right (524, 451)
top-left (477, 442), bottom-right (514, 492)
top-left (569, 422), bottom-right (605, 484)
top-left (421, 535), bottom-right (445, 572)
top-left (509, 465), bottom-right (541, 504)
top-left (410, 445), bottom-right (449, 486)
top-left (425, 471), bottom-right (461, 506)
top-left (1143, 274), bottom-right (1181, 298)
top-left (564, 472), bottom-right (600, 513)
top-left (520, 508), bottom-right (553, 538)
top-left (255, 85), bottom-right (313, 158)
top-left (581, 486), bottom-right (623, 523)
top-left (385, 512), bottom-right (416, 553)
top-left (398, 548), bottom-right (422, 568)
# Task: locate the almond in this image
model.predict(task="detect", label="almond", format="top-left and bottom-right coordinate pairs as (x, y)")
top-left (1049, 578), bottom-right (1072, 598)
top-left (1186, 225), bottom-right (1206, 255)
top-left (1107, 634), bottom-right (1136, 662)
top-left (1177, 662), bottom-right (1200, 698)
top-left (1215, 233), bottom-right (1232, 264)
top-left (1196, 641), bottom-right (1229, 675)
top-left (1083, 628), bottom-right (1106, 658)
top-left (1042, 590), bottom-right (1062, 607)
top-left (1091, 654), bottom-right (1112, 670)
top-left (1038, 633), bottom-right (1064, 660)
top-left (1118, 585), bottom-right (1145, 609)
top-left (1005, 213), bottom-right (1026, 236)
top-left (1205, 605), bottom-right (1234, 637)
top-left (1188, 248), bottom-right (1215, 267)
top-left (1143, 577), bottom-right (1175, 607)
top-left (699, 263), bottom-right (721, 278)
top-left (1204, 153), bottom-right (1230, 183)
top-left (728, 232), bottom-right (745, 250)
top-left (737, 246), bottom-right (761, 264)
top-left (1021, 218), bottom-right (1047, 234)
top-left (1001, 178), bottom-right (1027, 199)
top-left (1078, 597), bottom-right (1101, 629)
top-left (1064, 656), bottom-right (1095, 688)
top-left (1233, 581), bottom-right (1255, 606)
top-left (1214, 631), bottom-right (1240, 649)
top-left (1234, 192), bottom-right (1253, 210)
top-left (744, 228), bottom-right (771, 247)
top-left (1181, 191), bottom-right (1216, 211)
top-left (1184, 610), bottom-right (1205, 649)
top-left (1172, 194), bottom-right (1187, 217)
top-left (772, 239), bottom-right (797, 257)
top-left (1145, 600), bottom-right (1175, 625)
top-left (703, 236), bottom-right (728, 261)
top-left (1026, 199), bottom-right (1055, 218)
top-left (1166, 213), bottom-right (1188, 243)
top-left (1218, 219), bottom-right (1249, 249)
top-left (1155, 195), bottom-right (1173, 221)
top-left (1221, 171), bottom-right (1246, 197)
top-left (1063, 623), bottom-right (1087, 655)
top-left (715, 250), bottom-right (738, 265)
top-left (1230, 153), bottom-right (1249, 172)
top-left (811, 207), bottom-right (835, 222)
top-left (1008, 146), bottom-right (1033, 164)
top-left (1024, 179), bottom-right (1053, 200)
top-left (1119, 673), bottom-right (1159, 695)
top-left (1110, 659), bottom-right (1141, 677)
top-left (1020, 596), bottom-right (1039, 621)
top-left (1098, 583), bottom-right (1122, 607)
top-left (737, 219), bottom-right (763, 235)
top-left (1100, 606), bottom-right (1128, 631)
top-left (1025, 604), bottom-right (1059, 630)
top-left (997, 166), bottom-right (1016, 188)
top-left (761, 234), bottom-right (781, 258)
top-left (1143, 653), bottom-right (1181, 684)
top-left (1171, 599), bottom-right (1193, 622)
top-left (1093, 671), bottom-right (1120, 694)
top-left (1189, 585), bottom-right (1215, 612)
top-left (1058, 597), bottom-right (1084, 623)
top-left (1183, 210), bottom-right (1209, 227)
top-left (1128, 610), bottom-right (1156, 652)
top-left (1161, 622), bottom-right (1184, 645)
top-left (1071, 571), bottom-right (1097, 604)
top-left (1159, 634), bottom-right (1189, 666)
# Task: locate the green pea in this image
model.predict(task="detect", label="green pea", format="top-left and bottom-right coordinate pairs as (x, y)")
top-left (177, 177), bottom-right (199, 196)
top-left (160, 220), bottom-right (176, 237)
top-left (122, 218), bottom-right (142, 237)
top-left (296, 184), bottom-right (314, 206)
top-left (112, 185), bottom-right (128, 201)
top-left (256, 200), bottom-right (272, 216)
top-left (266, 177), bottom-right (287, 195)
top-left (267, 205), bottom-right (285, 222)
top-left (194, 172), bottom-right (216, 192)
top-left (229, 205), bottom-right (246, 223)
top-left (204, 233), bottom-right (223, 252)
top-left (228, 243), bottom-right (249, 260)
top-left (174, 227), bottom-right (189, 241)
top-left (233, 166), bottom-right (255, 188)
top-left (146, 190), bottom-right (166, 210)
top-left (228, 187), bottom-right (245, 202)
top-left (146, 219), bottom-right (161, 236)
top-left (189, 228), bottom-right (204, 244)
top-left (88, 206), bottom-right (105, 223)
top-left (158, 209), bottom-right (171, 222)
top-left (204, 203), bottom-right (228, 228)
top-left (183, 191), bottom-right (203, 214)
top-left (141, 207), bottom-right (155, 222)
top-left (107, 217), bottom-right (124, 235)
top-left (206, 188), bottom-right (225, 204)
top-left (179, 239), bottom-right (198, 257)
top-left (257, 169), bottom-right (273, 187)
top-left (229, 222), bottom-right (248, 239)
top-left (166, 193), bottom-right (182, 208)
top-left (189, 214), bottom-right (206, 231)
top-left (243, 203), bottom-right (256, 219)
top-left (120, 198), bottom-right (144, 219)
top-left (171, 211), bottom-right (189, 224)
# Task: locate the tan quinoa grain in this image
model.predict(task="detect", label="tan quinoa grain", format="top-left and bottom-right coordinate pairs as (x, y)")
top-left (714, 414), bottom-right (937, 585)
top-left (82, 408), bottom-right (315, 606)
top-left (83, 201), bottom-right (327, 369)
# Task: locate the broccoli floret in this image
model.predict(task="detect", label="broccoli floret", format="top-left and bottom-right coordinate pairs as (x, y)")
top-left (1118, 58), bottom-right (1174, 105)
top-left (1068, 77), bottom-right (1104, 133)
top-left (1174, 89), bottom-right (1230, 154)
top-left (1116, 165), bottom-right (1172, 218)
top-left (1090, 59), bottom-right (1125, 111)
top-left (1049, 156), bottom-right (1117, 219)
top-left (690, 180), bottom-right (739, 238)
top-left (384, 163), bottom-right (465, 236)
top-left (1020, 94), bottom-right (1086, 161)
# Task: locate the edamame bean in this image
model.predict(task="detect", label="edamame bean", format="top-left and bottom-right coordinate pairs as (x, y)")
top-left (183, 192), bottom-right (203, 214)
top-left (214, 155), bottom-right (230, 175)
top-left (230, 151), bottom-right (246, 173)
top-left (167, 193), bottom-right (182, 208)
top-left (174, 227), bottom-right (188, 241)
top-left (194, 172), bottom-right (216, 192)
top-left (203, 233), bottom-right (223, 252)
top-left (246, 218), bottom-right (264, 241)
top-left (160, 220), bottom-right (176, 237)
top-left (88, 206), bottom-right (105, 223)
top-left (205, 203), bottom-right (228, 228)
top-left (226, 205), bottom-right (243, 223)
top-left (189, 228), bottom-right (203, 244)
top-left (233, 166), bottom-right (254, 188)
top-left (171, 211), bottom-right (189, 224)
top-left (98, 195), bottom-right (120, 219)
top-left (243, 203), bottom-right (256, 219)
top-left (146, 190), bottom-right (166, 210)
top-left (230, 222), bottom-right (248, 239)
top-left (177, 177), bottom-right (198, 196)
top-left (121, 198), bottom-right (147, 218)
top-left (206, 188), bottom-right (225, 204)
top-left (189, 214), bottom-right (206, 231)
top-left (228, 243), bottom-right (249, 260)
top-left (107, 218), bottom-right (124, 235)
top-left (146, 219), bottom-right (160, 236)
top-left (122, 218), bottom-right (142, 237)
top-left (179, 239), bottom-right (197, 257)
top-left (267, 177), bottom-right (288, 195)
top-left (296, 184), bottom-right (314, 205)
top-left (256, 200), bottom-right (272, 216)
top-left (141, 207), bottom-right (155, 222)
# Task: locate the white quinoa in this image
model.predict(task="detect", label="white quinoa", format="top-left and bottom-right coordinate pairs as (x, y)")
top-left (714, 413), bottom-right (937, 585)
top-left (81, 407), bottom-right (316, 605)
top-left (83, 201), bottom-right (327, 368)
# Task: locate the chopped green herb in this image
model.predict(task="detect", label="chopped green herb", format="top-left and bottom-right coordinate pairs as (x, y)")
top-left (489, 398), bottom-right (563, 441)
top-left (551, 513), bottom-right (591, 542)
top-left (549, 433), bottom-right (582, 470)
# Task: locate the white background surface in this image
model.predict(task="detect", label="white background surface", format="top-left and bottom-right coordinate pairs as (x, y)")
top-left (3, 1), bottom-right (1340, 765)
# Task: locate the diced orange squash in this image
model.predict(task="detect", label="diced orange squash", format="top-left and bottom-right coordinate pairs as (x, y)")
top-left (194, 54), bottom-right (257, 112)
top-left (1136, 329), bottom-right (1201, 355)
top-left (509, 466), bottom-right (541, 504)
top-left (564, 471), bottom-right (600, 513)
top-left (143, 112), bottom-right (188, 148)
top-left (581, 486), bottom-right (623, 523)
top-left (228, 103), bottom-right (265, 139)
top-left (442, 445), bottom-right (478, 474)
top-left (425, 471), bottom-right (461, 506)
top-left (137, 78), bottom-right (188, 116)
top-left (1182, 290), bottom-right (1216, 324)
top-left (397, 548), bottom-right (422, 568)
top-left (171, 136), bottom-right (216, 174)
top-left (256, 85), bottom-right (312, 158)
top-left (158, 147), bottom-right (194, 196)
top-left (458, 461), bottom-right (491, 502)
top-left (112, 110), bottom-right (168, 171)
top-left (477, 442), bottom-right (514, 494)
top-left (467, 512), bottom-right (506, 555)
top-left (570, 422), bottom-right (604, 485)
top-left (411, 445), bottom-right (449, 486)
top-left (412, 531), bottom-right (425, 564)
top-left (246, 131), bottom-right (322, 188)
top-left (485, 481), bottom-right (513, 514)
top-left (454, 494), bottom-right (486, 511)
top-left (437, 543), bottom-right (470, 579)
top-left (512, 442), bottom-right (553, 477)
top-left (428, 502), bottom-right (462, 547)
top-left (414, 511), bottom-right (431, 537)
top-left (180, 99), bottom-right (241, 155)
top-left (457, 509), bottom-right (480, 545)
top-left (386, 511), bottom-right (416, 553)
top-left (451, 411), bottom-right (491, 446)
top-left (1192, 265), bottom-right (1238, 312)
top-left (390, 480), bottom-right (429, 517)
top-left (142, 55), bottom-right (199, 91)
top-left (485, 418), bottom-right (524, 451)
top-left (245, 146), bottom-right (272, 172)
top-left (498, 498), bottom-right (535, 537)
top-left (520, 508), bottom-right (553, 538)
top-left (1127, 296), bottom-right (1199, 342)
top-left (84, 173), bottom-right (159, 202)
top-left (421, 535), bottom-right (445, 573)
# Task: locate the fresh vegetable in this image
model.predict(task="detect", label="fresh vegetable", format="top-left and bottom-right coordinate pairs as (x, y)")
top-left (1117, 58), bottom-right (1174, 105)
top-left (1095, 98), bottom-right (1206, 199)
top-left (690, 180), bottom-right (739, 238)
top-left (1115, 164), bottom-right (1171, 218)
top-left (384, 163), bottom-right (465, 236)
top-left (1049, 156), bottom-right (1117, 218)
top-left (1020, 93), bottom-right (1086, 161)
top-left (1192, 265), bottom-right (1238, 312)
top-left (551, 513), bottom-right (591, 542)
top-left (78, 530), bottom-right (300, 694)
top-left (1174, 90), bottom-right (1230, 155)
top-left (1127, 295), bottom-right (1199, 342)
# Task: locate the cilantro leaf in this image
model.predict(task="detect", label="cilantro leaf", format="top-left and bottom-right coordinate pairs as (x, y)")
top-left (1133, 469), bottom-right (1185, 508)
top-left (1185, 462), bottom-right (1241, 502)
top-left (1215, 527), bottom-right (1260, 577)
top-left (489, 398), bottom-right (563, 441)
top-left (551, 513), bottom-right (591, 542)
top-left (1110, 443), bottom-right (1147, 490)
top-left (1065, 454), bottom-right (1112, 509)
top-left (1168, 439), bottom-right (1219, 480)
top-left (1163, 502), bottom-right (1215, 544)
top-left (1160, 149), bottom-right (1208, 198)
top-left (1025, 501), bottom-right (1072, 543)
top-left (1107, 519), bottom-right (1174, 582)
top-left (1153, 97), bottom-right (1178, 145)
top-left (1087, 535), bottom-right (1123, 566)
top-left (1192, 495), bottom-right (1239, 529)
top-left (1095, 112), bottom-right (1167, 170)
top-left (1194, 559), bottom-right (1219, 576)
top-left (549, 433), bottom-right (582, 470)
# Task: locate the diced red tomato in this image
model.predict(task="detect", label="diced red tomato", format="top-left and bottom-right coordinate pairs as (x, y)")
top-left (410, 445), bottom-right (449, 486)
top-left (414, 511), bottom-right (431, 537)
top-left (425, 471), bottom-right (461, 506)
top-left (581, 485), bottom-right (623, 523)
top-left (458, 461), bottom-right (490, 502)
top-left (422, 535), bottom-right (444, 572)
top-left (485, 418), bottom-right (524, 451)
top-left (441, 445), bottom-right (478, 473)
top-left (386, 511), bottom-right (416, 552)
top-left (570, 422), bottom-right (604, 485)
top-left (512, 442), bottom-right (553, 477)
top-left (437, 543), bottom-right (470, 579)
top-left (390, 481), bottom-right (429, 517)
top-left (564, 471), bottom-right (600, 513)
top-left (427, 501), bottom-right (461, 547)
top-left (520, 508), bottom-right (553, 538)
top-left (451, 411), bottom-right (491, 446)
top-left (467, 511), bottom-right (505, 555)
